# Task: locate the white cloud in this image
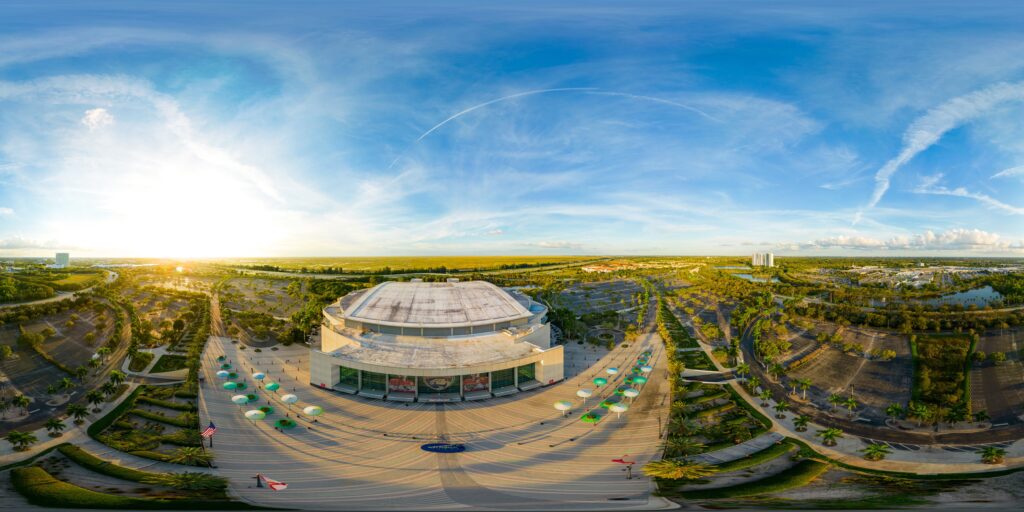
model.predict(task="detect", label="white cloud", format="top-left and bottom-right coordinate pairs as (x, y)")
top-left (992, 165), bottom-right (1024, 179)
top-left (0, 207), bottom-right (13, 216)
top-left (81, 107), bottom-right (114, 130)
top-left (861, 80), bottom-right (1024, 219)
top-left (0, 235), bottom-right (64, 250)
top-left (528, 240), bottom-right (584, 250)
top-left (794, 228), bottom-right (1022, 252)
top-left (914, 174), bottom-right (1024, 215)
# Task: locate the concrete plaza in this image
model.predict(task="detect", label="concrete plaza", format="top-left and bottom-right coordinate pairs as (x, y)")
top-left (198, 333), bottom-right (672, 510)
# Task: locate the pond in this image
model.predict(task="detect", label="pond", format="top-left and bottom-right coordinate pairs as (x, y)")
top-left (869, 286), bottom-right (1004, 308)
top-left (730, 273), bottom-right (780, 283)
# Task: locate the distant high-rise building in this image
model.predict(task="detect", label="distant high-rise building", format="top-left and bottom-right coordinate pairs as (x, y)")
top-left (55, 252), bottom-right (70, 268)
top-left (752, 252), bottom-right (774, 267)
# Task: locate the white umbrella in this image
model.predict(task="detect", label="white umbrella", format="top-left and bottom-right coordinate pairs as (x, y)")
top-left (609, 402), bottom-right (629, 419)
top-left (606, 367), bottom-right (619, 375)
top-left (244, 409), bottom-right (266, 422)
top-left (553, 400), bottom-right (573, 417)
top-left (576, 388), bottom-right (593, 405)
top-left (623, 388), bottom-right (640, 401)
top-left (231, 394), bottom-right (249, 406)
top-left (253, 372), bottom-right (266, 380)
top-left (640, 365), bottom-right (653, 373)
top-left (216, 370), bottom-right (230, 379)
top-left (303, 405), bottom-right (323, 417)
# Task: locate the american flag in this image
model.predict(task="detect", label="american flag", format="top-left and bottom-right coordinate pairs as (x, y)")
top-left (260, 474), bottom-right (288, 491)
top-left (200, 421), bottom-right (217, 438)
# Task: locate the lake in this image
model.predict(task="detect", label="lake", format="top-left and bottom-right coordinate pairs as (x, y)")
top-left (731, 273), bottom-right (780, 283)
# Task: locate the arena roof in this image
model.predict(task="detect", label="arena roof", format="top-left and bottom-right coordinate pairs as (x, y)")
top-left (341, 280), bottom-right (534, 328)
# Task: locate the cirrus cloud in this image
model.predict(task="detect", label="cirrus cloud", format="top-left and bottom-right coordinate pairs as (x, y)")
top-left (792, 228), bottom-right (1022, 252)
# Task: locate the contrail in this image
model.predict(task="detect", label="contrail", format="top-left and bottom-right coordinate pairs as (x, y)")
top-left (389, 87), bottom-right (719, 169)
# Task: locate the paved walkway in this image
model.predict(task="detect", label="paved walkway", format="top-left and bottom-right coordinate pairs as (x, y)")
top-left (198, 331), bottom-right (676, 510)
top-left (692, 432), bottom-right (785, 465)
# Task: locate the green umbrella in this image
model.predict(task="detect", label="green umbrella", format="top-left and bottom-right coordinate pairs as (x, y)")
top-left (275, 418), bottom-right (297, 429)
top-left (265, 382), bottom-right (280, 392)
top-left (235, 382), bottom-right (248, 390)
top-left (593, 377), bottom-right (608, 386)
top-left (217, 356), bottom-right (226, 362)
top-left (223, 382), bottom-right (238, 390)
top-left (633, 376), bottom-right (648, 385)
top-left (221, 363), bottom-right (232, 370)
top-left (581, 412), bottom-right (602, 424)
top-left (259, 405), bottom-right (275, 415)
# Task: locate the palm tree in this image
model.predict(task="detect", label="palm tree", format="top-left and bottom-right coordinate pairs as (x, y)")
top-left (45, 417), bottom-right (66, 437)
top-left (59, 377), bottom-right (75, 392)
top-left (642, 459), bottom-right (718, 480)
top-left (885, 403), bottom-right (904, 423)
top-left (773, 401), bottom-right (790, 419)
top-left (759, 389), bottom-right (773, 407)
top-left (844, 396), bottom-right (858, 417)
top-left (74, 366), bottom-right (89, 381)
top-left (795, 378), bottom-right (812, 400)
top-left (973, 410), bottom-right (990, 426)
top-left (816, 427), bottom-right (844, 447)
top-left (109, 370), bottom-right (126, 386)
top-left (100, 381), bottom-right (117, 396)
top-left (169, 447), bottom-right (213, 467)
top-left (97, 347), bottom-right (112, 361)
top-left (908, 402), bottom-right (931, 427)
top-left (67, 404), bottom-right (88, 424)
top-left (142, 472), bottom-right (228, 491)
top-left (768, 363), bottom-right (786, 382)
top-left (746, 376), bottom-right (761, 393)
top-left (663, 437), bottom-right (706, 458)
top-left (861, 443), bottom-right (891, 461)
top-left (86, 390), bottom-right (105, 412)
top-left (12, 394), bottom-right (30, 414)
top-left (6, 430), bottom-right (38, 451)
top-left (979, 446), bottom-right (1006, 464)
top-left (793, 414), bottom-right (810, 432)
top-left (827, 393), bottom-right (843, 412)
top-left (736, 362), bottom-right (750, 378)
top-left (944, 405), bottom-right (968, 426)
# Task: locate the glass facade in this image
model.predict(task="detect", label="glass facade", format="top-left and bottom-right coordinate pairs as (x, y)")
top-left (517, 363), bottom-right (536, 383)
top-left (361, 370), bottom-right (387, 392)
top-left (418, 375), bottom-right (461, 395)
top-left (491, 368), bottom-right (515, 389)
top-left (338, 366), bottom-right (359, 387)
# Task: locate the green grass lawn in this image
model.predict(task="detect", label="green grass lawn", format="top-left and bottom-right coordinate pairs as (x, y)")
top-left (680, 459), bottom-right (830, 499)
top-left (713, 441), bottom-right (796, 473)
top-left (150, 354), bottom-right (188, 373)
top-left (128, 352), bottom-right (154, 372)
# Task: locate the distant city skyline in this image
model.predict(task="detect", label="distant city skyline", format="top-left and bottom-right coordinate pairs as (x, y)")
top-left (1, 1), bottom-right (1023, 257)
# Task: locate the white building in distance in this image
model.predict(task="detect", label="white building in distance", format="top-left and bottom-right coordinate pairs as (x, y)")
top-left (309, 279), bottom-right (563, 402)
top-left (752, 252), bottom-right (774, 267)
top-left (47, 252), bottom-right (70, 269)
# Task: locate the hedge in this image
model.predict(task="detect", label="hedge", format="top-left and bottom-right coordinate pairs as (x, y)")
top-left (129, 409), bottom-right (195, 428)
top-left (681, 459), bottom-right (830, 499)
top-left (136, 395), bottom-right (196, 411)
top-left (713, 441), bottom-right (795, 473)
top-left (694, 403), bottom-right (735, 418)
top-left (88, 386), bottom-right (143, 437)
top-left (11, 466), bottom-right (257, 510)
top-left (58, 444), bottom-right (155, 483)
top-left (726, 384), bottom-right (772, 428)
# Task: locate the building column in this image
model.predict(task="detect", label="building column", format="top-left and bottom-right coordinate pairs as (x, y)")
top-left (488, 372), bottom-right (493, 394)
top-left (514, 366), bottom-right (519, 388)
top-left (357, 369), bottom-right (362, 392)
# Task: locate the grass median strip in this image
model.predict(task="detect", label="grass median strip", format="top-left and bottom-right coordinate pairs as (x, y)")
top-left (682, 459), bottom-right (830, 499)
top-left (713, 441), bottom-right (795, 473)
top-left (58, 444), bottom-right (155, 482)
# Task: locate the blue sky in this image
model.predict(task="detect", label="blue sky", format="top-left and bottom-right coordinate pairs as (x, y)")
top-left (0, 1), bottom-right (1022, 257)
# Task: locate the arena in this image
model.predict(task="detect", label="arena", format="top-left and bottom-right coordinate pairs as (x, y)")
top-left (309, 279), bottom-right (564, 402)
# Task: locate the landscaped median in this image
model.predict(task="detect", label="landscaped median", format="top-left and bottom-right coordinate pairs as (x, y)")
top-left (680, 459), bottom-right (830, 499)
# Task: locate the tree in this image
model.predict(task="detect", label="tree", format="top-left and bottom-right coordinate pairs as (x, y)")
top-left (827, 393), bottom-right (844, 412)
top-left (861, 443), bottom-right (891, 461)
top-left (736, 363), bottom-right (750, 379)
top-left (97, 347), bottom-right (111, 360)
top-left (768, 363), bottom-right (786, 382)
top-left (795, 378), bottom-right (812, 400)
top-left (978, 447), bottom-right (1006, 464)
top-left (59, 377), bottom-right (75, 392)
top-left (169, 446), bottom-right (213, 467)
top-left (12, 394), bottom-right (30, 414)
top-left (142, 472), bottom-right (227, 491)
top-left (67, 403), bottom-right (88, 424)
top-left (109, 370), bottom-right (126, 386)
top-left (885, 403), bottom-right (904, 423)
top-left (759, 389), bottom-right (773, 406)
top-left (816, 427), bottom-right (844, 447)
top-left (74, 366), bottom-right (89, 380)
top-left (45, 417), bottom-right (66, 437)
top-left (746, 376), bottom-right (761, 392)
top-left (908, 402), bottom-right (931, 427)
top-left (773, 401), bottom-right (790, 419)
top-left (990, 352), bottom-right (1006, 365)
top-left (101, 381), bottom-right (118, 396)
top-left (973, 410), bottom-right (990, 425)
top-left (793, 414), bottom-right (810, 432)
top-left (642, 459), bottom-right (718, 480)
top-left (844, 396), bottom-right (858, 417)
top-left (6, 430), bottom-right (38, 451)
top-left (663, 437), bottom-right (706, 458)
top-left (0, 345), bottom-right (12, 359)
top-left (86, 390), bottom-right (105, 412)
